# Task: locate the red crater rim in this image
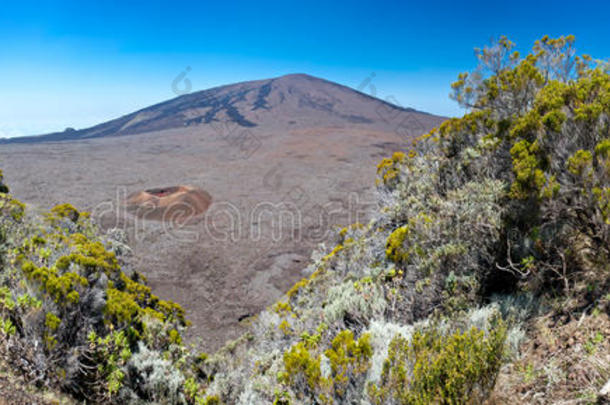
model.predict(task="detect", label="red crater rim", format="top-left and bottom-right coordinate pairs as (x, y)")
top-left (146, 186), bottom-right (182, 197)
top-left (126, 185), bottom-right (212, 222)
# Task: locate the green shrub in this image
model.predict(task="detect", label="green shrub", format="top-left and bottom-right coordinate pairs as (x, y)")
top-left (49, 203), bottom-right (80, 222)
top-left (386, 225), bottom-right (410, 264)
top-left (280, 330), bottom-right (372, 403)
top-left (368, 320), bottom-right (506, 404)
top-left (324, 330), bottom-right (372, 398)
top-left (0, 318), bottom-right (16, 336)
top-left (281, 341), bottom-right (322, 394)
top-left (0, 169), bottom-right (9, 193)
top-left (377, 152), bottom-right (407, 186)
top-left (0, 193), bottom-right (25, 221)
top-left (45, 312), bottom-right (61, 331)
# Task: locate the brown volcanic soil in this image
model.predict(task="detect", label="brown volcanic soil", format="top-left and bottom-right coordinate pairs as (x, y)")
top-left (0, 74), bottom-right (445, 350)
top-left (127, 185), bottom-right (212, 223)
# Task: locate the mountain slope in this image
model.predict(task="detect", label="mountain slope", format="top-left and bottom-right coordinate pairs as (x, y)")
top-left (1, 73), bottom-right (444, 143)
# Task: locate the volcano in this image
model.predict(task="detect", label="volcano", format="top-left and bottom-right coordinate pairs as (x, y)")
top-left (0, 73), bottom-right (442, 143)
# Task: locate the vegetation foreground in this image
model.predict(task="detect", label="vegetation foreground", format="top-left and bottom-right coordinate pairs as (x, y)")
top-left (0, 36), bottom-right (609, 404)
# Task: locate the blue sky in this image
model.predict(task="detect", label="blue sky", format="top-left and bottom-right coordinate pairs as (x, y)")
top-left (1, 0), bottom-right (609, 137)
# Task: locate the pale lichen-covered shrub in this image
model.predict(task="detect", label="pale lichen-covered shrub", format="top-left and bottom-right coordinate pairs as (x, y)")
top-left (380, 176), bottom-right (506, 322)
top-left (123, 342), bottom-right (186, 404)
top-left (323, 279), bottom-right (386, 326)
top-left (491, 293), bottom-right (541, 324)
top-left (365, 320), bottom-right (414, 384)
top-left (488, 294), bottom-right (539, 358)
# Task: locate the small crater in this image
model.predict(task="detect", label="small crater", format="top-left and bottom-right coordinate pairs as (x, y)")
top-left (126, 185), bottom-right (212, 223)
